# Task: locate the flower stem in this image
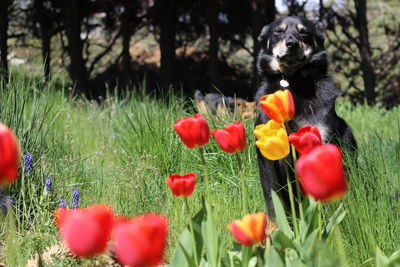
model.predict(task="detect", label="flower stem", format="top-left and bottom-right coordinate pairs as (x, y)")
top-left (241, 245), bottom-right (252, 267)
top-left (235, 153), bottom-right (247, 214)
top-left (284, 161), bottom-right (299, 238)
top-left (198, 147), bottom-right (211, 203)
top-left (284, 122), bottom-right (304, 221)
top-left (290, 144), bottom-right (304, 221)
top-left (184, 197), bottom-right (199, 266)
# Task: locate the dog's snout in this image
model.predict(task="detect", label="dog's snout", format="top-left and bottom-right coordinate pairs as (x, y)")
top-left (286, 38), bottom-right (299, 49)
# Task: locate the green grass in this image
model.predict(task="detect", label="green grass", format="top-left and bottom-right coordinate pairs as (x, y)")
top-left (0, 70), bottom-right (399, 266)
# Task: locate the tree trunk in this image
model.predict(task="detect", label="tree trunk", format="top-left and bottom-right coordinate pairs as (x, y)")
top-left (354, 0), bottom-right (376, 105)
top-left (34, 0), bottom-right (51, 81)
top-left (42, 30), bottom-right (51, 81)
top-left (251, 0), bottom-right (275, 89)
top-left (62, 0), bottom-right (90, 95)
top-left (121, 0), bottom-right (134, 78)
top-left (0, 0), bottom-right (9, 83)
top-left (207, 0), bottom-right (218, 88)
top-left (319, 0), bottom-right (324, 21)
top-left (159, 0), bottom-right (177, 92)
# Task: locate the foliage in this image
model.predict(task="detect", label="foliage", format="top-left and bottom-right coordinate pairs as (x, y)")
top-left (0, 70), bottom-right (399, 266)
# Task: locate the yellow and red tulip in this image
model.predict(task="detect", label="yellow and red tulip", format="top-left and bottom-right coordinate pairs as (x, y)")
top-left (0, 123), bottom-right (20, 186)
top-left (259, 90), bottom-right (295, 123)
top-left (228, 212), bottom-right (267, 246)
top-left (166, 173), bottom-right (196, 197)
top-left (173, 114), bottom-right (210, 149)
top-left (211, 122), bottom-right (246, 153)
top-left (254, 120), bottom-right (290, 160)
top-left (296, 144), bottom-right (347, 202)
top-left (289, 125), bottom-right (322, 155)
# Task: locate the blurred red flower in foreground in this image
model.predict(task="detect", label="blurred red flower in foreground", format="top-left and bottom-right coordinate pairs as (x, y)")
top-left (211, 122), bottom-right (246, 153)
top-left (0, 123), bottom-right (20, 186)
top-left (113, 214), bottom-right (168, 267)
top-left (259, 90), bottom-right (295, 123)
top-left (228, 212), bottom-right (267, 246)
top-left (296, 144), bottom-right (347, 202)
top-left (173, 114), bottom-right (210, 148)
top-left (289, 126), bottom-right (322, 155)
top-left (54, 204), bottom-right (114, 257)
top-left (166, 173), bottom-right (196, 197)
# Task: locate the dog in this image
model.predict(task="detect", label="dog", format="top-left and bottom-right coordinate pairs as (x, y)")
top-left (255, 16), bottom-right (357, 217)
top-left (194, 90), bottom-right (256, 120)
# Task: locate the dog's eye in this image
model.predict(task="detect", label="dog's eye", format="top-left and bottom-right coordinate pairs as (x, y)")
top-left (299, 29), bottom-right (309, 35)
top-left (274, 29), bottom-right (285, 34)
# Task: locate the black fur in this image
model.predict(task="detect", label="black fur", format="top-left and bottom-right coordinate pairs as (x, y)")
top-left (255, 17), bottom-right (357, 217)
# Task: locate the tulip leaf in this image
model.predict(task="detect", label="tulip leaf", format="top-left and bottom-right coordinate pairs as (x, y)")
top-left (322, 203), bottom-right (346, 240)
top-left (301, 229), bottom-right (319, 255)
top-left (264, 247), bottom-right (285, 267)
top-left (221, 251), bottom-right (241, 267)
top-left (376, 247), bottom-right (400, 267)
top-left (178, 241), bottom-right (199, 267)
top-left (271, 229), bottom-right (295, 256)
top-left (201, 200), bottom-right (221, 267)
top-left (170, 205), bottom-right (205, 267)
top-left (272, 191), bottom-right (294, 238)
top-left (300, 199), bottom-right (319, 242)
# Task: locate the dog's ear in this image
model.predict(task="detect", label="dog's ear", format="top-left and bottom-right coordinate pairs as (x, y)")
top-left (314, 22), bottom-right (325, 45)
top-left (258, 24), bottom-right (270, 45)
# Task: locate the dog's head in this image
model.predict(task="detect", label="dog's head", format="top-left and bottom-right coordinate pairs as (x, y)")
top-left (257, 17), bottom-right (326, 76)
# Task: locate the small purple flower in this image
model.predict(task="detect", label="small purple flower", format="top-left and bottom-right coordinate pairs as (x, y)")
top-left (59, 198), bottom-right (67, 208)
top-left (24, 152), bottom-right (33, 174)
top-left (45, 176), bottom-right (52, 192)
top-left (1, 199), bottom-right (6, 215)
top-left (1, 196), bottom-right (13, 215)
top-left (0, 188), bottom-right (4, 198)
top-left (72, 188), bottom-right (80, 209)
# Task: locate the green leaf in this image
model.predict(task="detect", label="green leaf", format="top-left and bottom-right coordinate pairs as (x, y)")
top-left (221, 251), bottom-right (239, 267)
top-left (271, 229), bottom-right (295, 257)
top-left (302, 229), bottom-right (319, 256)
top-left (170, 204), bottom-right (205, 267)
top-left (201, 200), bottom-right (220, 267)
top-left (179, 242), bottom-right (198, 267)
top-left (322, 203), bottom-right (346, 240)
top-left (272, 191), bottom-right (294, 238)
top-left (264, 247), bottom-right (285, 267)
top-left (284, 248), bottom-right (303, 267)
top-left (376, 247), bottom-right (400, 267)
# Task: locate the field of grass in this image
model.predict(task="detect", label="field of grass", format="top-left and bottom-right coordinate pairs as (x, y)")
top-left (0, 70), bottom-right (399, 266)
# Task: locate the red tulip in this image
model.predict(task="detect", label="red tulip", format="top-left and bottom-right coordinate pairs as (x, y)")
top-left (166, 173), bottom-right (196, 197)
top-left (113, 214), bottom-right (168, 267)
top-left (288, 126), bottom-right (322, 155)
top-left (259, 90), bottom-right (295, 123)
top-left (211, 122), bottom-right (246, 153)
top-left (0, 123), bottom-right (20, 186)
top-left (296, 144), bottom-right (347, 202)
top-left (173, 114), bottom-right (210, 148)
top-left (55, 204), bottom-right (114, 257)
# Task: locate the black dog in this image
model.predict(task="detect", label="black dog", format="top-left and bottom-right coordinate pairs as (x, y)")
top-left (255, 16), bottom-right (357, 217)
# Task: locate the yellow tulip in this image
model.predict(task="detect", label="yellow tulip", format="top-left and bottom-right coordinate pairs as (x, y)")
top-left (254, 121), bottom-right (290, 160)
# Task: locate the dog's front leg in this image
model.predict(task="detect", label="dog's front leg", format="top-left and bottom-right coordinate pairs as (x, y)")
top-left (256, 148), bottom-right (279, 219)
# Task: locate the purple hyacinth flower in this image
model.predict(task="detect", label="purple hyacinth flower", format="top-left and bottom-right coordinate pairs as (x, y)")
top-left (24, 152), bottom-right (33, 174)
top-left (72, 188), bottom-right (80, 209)
top-left (1, 196), bottom-right (13, 215)
top-left (59, 198), bottom-right (67, 208)
top-left (1, 199), bottom-right (6, 215)
top-left (45, 176), bottom-right (52, 192)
